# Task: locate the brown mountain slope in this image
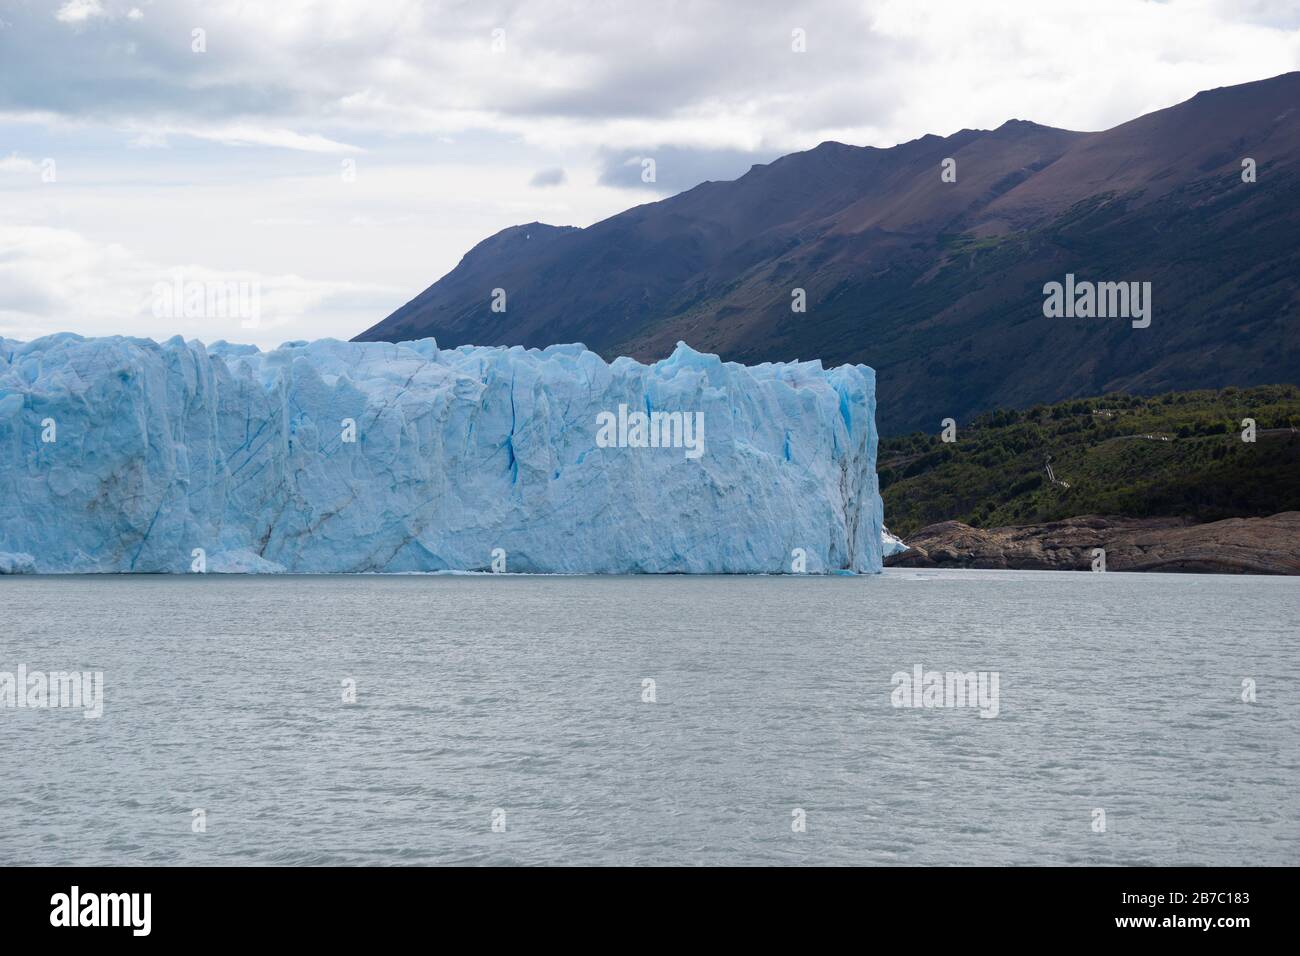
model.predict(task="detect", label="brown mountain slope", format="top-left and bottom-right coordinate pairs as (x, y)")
top-left (356, 72), bottom-right (1300, 434)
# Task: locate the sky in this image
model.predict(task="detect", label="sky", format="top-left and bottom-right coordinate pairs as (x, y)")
top-left (1, 0), bottom-right (1299, 349)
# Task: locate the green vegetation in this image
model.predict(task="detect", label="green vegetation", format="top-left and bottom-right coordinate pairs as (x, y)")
top-left (879, 385), bottom-right (1300, 538)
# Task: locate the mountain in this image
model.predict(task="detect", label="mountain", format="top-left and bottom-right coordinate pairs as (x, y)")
top-left (355, 73), bottom-right (1300, 434)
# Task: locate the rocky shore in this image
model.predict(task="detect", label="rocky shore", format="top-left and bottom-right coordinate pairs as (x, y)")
top-left (884, 512), bottom-right (1300, 575)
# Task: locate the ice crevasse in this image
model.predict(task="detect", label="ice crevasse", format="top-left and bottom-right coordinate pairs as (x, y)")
top-left (0, 334), bottom-right (885, 574)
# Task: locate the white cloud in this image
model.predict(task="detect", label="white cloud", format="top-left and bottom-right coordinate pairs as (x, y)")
top-left (863, 0), bottom-right (1300, 136)
top-left (54, 0), bottom-right (106, 24)
top-left (12, 0), bottom-right (1294, 154)
top-left (0, 157), bottom-right (636, 346)
top-left (3, 0), bottom-right (1298, 347)
top-left (0, 225), bottom-right (395, 350)
top-left (0, 153), bottom-right (40, 174)
top-left (137, 124), bottom-right (364, 154)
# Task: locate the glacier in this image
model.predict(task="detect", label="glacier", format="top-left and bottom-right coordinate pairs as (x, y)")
top-left (882, 526), bottom-right (907, 557)
top-left (0, 334), bottom-right (883, 574)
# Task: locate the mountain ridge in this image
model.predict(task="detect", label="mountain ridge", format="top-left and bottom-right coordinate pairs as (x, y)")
top-left (356, 72), bottom-right (1300, 434)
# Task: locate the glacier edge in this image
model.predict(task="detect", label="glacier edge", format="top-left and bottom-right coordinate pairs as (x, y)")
top-left (0, 335), bottom-right (884, 574)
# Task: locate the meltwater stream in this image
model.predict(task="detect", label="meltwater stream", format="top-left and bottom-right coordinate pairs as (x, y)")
top-left (1, 569), bottom-right (1296, 865)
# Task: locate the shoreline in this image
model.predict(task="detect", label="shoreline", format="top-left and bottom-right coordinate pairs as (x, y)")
top-left (885, 512), bottom-right (1300, 575)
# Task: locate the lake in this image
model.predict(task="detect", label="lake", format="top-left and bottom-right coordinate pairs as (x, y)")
top-left (2, 569), bottom-right (1296, 865)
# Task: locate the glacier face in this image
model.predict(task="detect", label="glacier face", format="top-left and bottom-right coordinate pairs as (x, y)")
top-left (0, 334), bottom-right (883, 574)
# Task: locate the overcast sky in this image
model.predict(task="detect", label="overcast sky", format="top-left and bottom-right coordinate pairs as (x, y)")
top-left (2, 0), bottom-right (1298, 348)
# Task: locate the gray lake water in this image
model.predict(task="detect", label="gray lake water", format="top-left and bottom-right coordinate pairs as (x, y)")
top-left (1, 569), bottom-right (1296, 866)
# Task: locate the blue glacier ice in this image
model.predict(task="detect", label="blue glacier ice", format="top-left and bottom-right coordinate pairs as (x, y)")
top-left (0, 551), bottom-right (36, 574)
top-left (0, 334), bottom-right (883, 574)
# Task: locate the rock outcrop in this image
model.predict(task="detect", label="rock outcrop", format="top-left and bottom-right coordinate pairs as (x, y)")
top-left (885, 513), bottom-right (1300, 575)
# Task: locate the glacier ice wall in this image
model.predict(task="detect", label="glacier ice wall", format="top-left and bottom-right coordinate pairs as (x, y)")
top-left (0, 334), bottom-right (883, 574)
